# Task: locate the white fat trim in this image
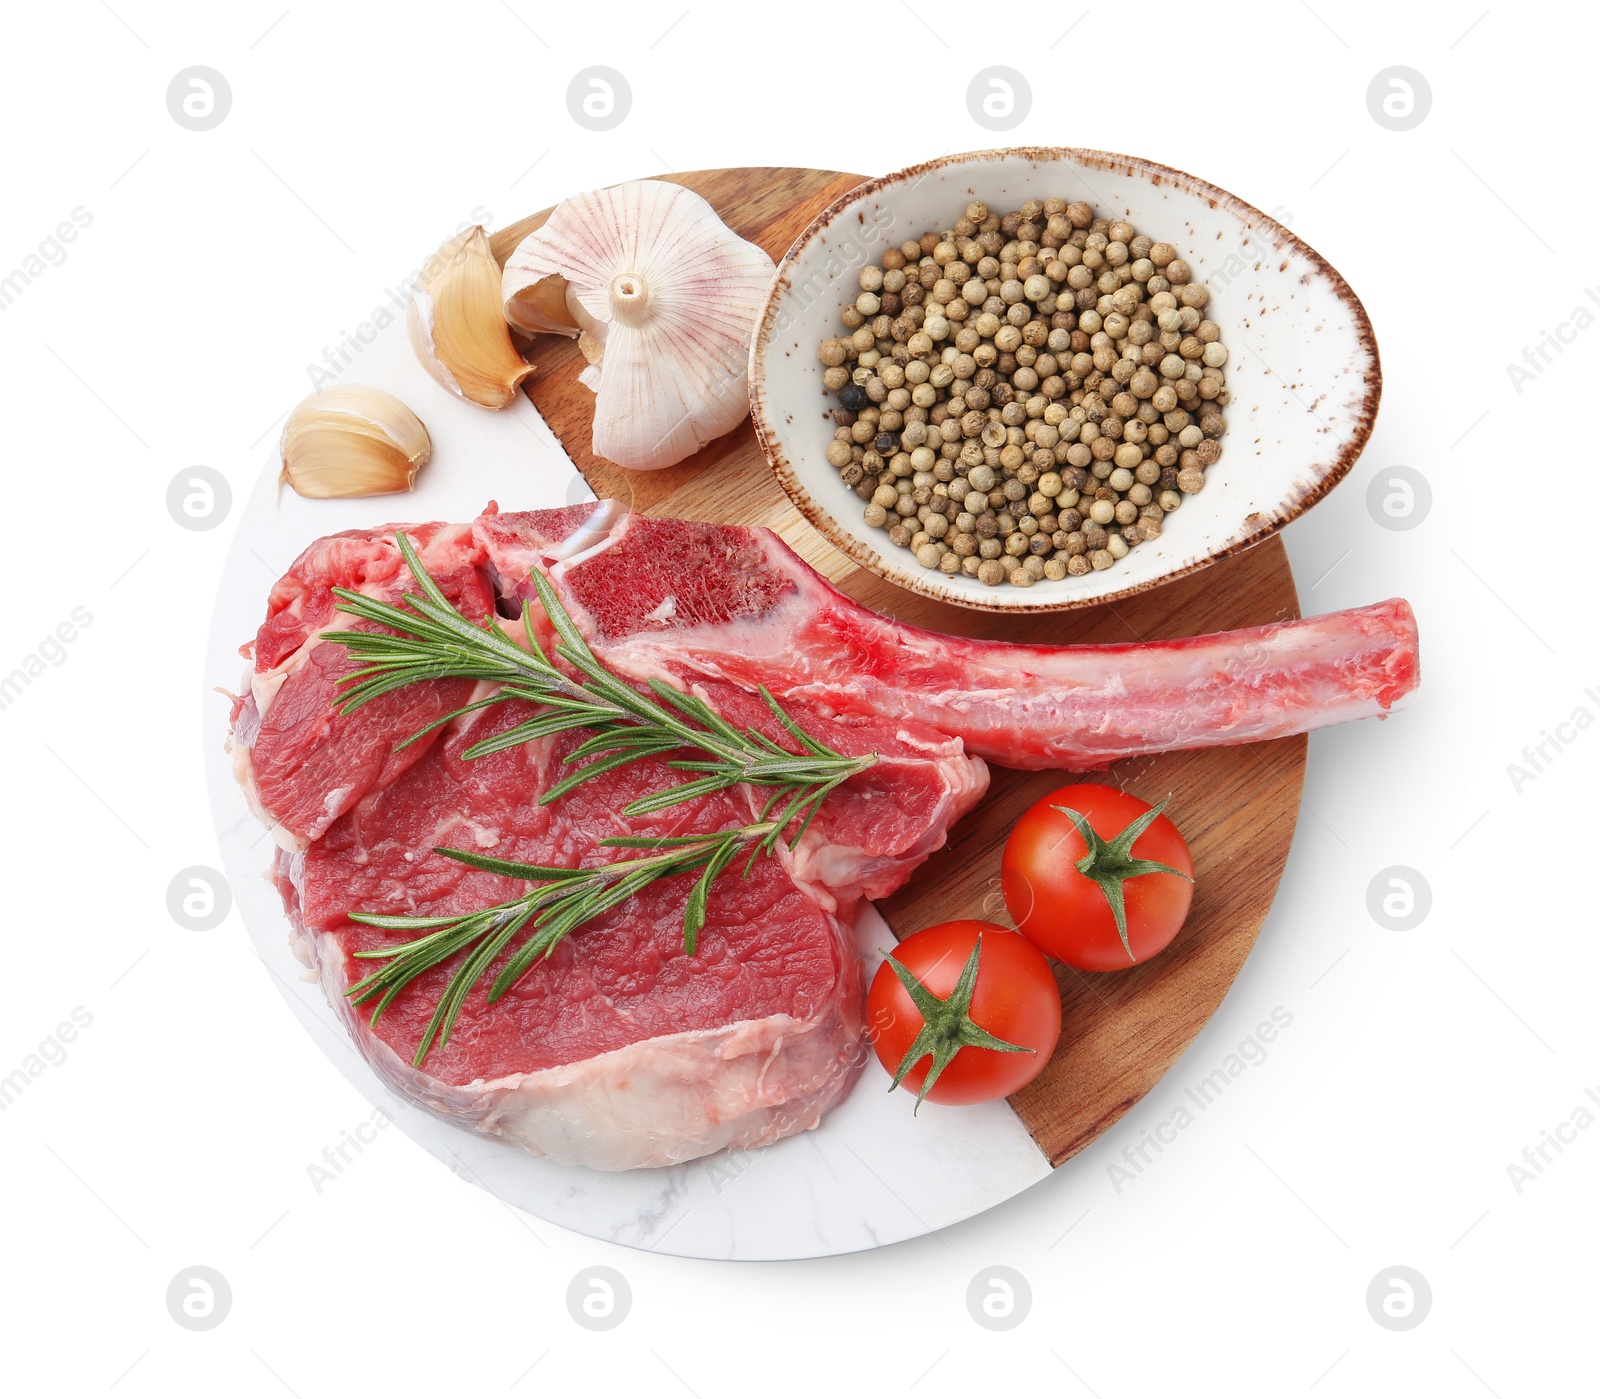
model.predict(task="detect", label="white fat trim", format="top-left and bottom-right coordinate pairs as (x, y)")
top-left (250, 669), bottom-right (287, 719)
top-left (542, 497), bottom-right (628, 563)
top-left (550, 527), bottom-right (623, 578)
top-left (274, 853), bottom-right (316, 969)
top-left (270, 821), bottom-right (306, 854)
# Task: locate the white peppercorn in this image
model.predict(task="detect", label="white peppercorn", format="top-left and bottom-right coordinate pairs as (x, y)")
top-left (820, 201), bottom-right (1227, 587)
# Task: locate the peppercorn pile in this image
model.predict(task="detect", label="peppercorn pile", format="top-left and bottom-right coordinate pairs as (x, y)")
top-left (817, 200), bottom-right (1228, 588)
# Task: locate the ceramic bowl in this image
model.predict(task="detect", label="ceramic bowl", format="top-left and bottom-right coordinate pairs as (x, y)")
top-left (748, 147), bottom-right (1380, 612)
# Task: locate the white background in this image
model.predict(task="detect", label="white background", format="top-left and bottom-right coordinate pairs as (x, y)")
top-left (0, 1), bottom-right (1591, 1393)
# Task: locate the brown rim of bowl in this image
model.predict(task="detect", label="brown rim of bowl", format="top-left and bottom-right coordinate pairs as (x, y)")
top-left (748, 145), bottom-right (1383, 615)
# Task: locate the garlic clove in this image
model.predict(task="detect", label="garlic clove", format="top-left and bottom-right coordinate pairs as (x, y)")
top-left (575, 328), bottom-right (606, 392)
top-left (502, 180), bottom-right (776, 470)
top-left (280, 386), bottom-right (431, 498)
top-left (504, 272), bottom-right (581, 338)
top-left (409, 226), bottom-right (537, 409)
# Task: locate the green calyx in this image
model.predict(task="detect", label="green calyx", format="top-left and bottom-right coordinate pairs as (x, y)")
top-left (883, 934), bottom-right (1033, 1111)
top-left (1052, 794), bottom-right (1193, 964)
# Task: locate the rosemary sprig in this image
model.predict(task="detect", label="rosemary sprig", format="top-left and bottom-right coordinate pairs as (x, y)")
top-left (322, 533), bottom-right (875, 818)
top-left (346, 819), bottom-right (782, 1066)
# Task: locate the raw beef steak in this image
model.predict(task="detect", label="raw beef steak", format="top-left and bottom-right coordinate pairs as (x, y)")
top-left (236, 512), bottom-right (983, 1169)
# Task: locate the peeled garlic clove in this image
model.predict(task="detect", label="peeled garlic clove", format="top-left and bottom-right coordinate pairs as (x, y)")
top-left (502, 180), bottom-right (776, 470)
top-left (280, 386), bottom-right (431, 498)
top-left (504, 271), bottom-right (580, 338)
top-left (409, 226), bottom-right (536, 409)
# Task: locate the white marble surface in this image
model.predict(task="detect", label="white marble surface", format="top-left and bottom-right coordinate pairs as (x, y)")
top-left (202, 313), bottom-right (1052, 1259)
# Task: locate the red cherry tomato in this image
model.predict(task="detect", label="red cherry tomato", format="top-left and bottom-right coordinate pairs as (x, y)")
top-left (1002, 785), bottom-right (1194, 971)
top-left (866, 920), bottom-right (1061, 1106)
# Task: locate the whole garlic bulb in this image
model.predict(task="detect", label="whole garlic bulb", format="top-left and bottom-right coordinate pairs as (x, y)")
top-left (502, 180), bottom-right (776, 471)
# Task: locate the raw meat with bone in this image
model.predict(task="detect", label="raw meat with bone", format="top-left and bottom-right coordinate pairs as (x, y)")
top-left (231, 501), bottom-right (1418, 1171)
top-left (485, 502), bottom-right (1419, 771)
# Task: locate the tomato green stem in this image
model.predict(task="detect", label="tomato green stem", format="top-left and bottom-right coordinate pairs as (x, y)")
top-left (881, 934), bottom-right (1033, 1111)
top-left (1052, 794), bottom-right (1194, 964)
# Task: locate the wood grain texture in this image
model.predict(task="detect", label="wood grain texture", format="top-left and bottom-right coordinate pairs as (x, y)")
top-left (496, 168), bottom-right (1305, 1169)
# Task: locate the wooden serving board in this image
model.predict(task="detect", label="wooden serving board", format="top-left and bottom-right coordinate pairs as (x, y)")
top-left (493, 169), bottom-right (1305, 1170)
